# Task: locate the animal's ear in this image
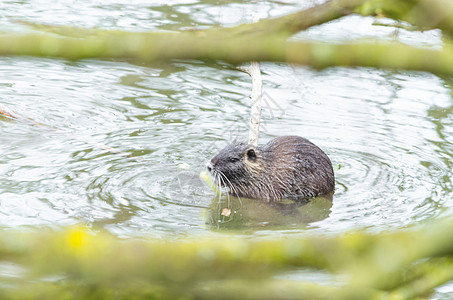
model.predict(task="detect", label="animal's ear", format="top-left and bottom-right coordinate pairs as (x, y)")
top-left (246, 148), bottom-right (257, 162)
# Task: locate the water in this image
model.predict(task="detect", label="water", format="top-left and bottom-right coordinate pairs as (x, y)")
top-left (0, 0), bottom-right (453, 295)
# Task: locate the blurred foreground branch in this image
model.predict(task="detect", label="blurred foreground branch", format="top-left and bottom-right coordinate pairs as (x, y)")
top-left (2, 0), bottom-right (453, 76)
top-left (2, 33), bottom-right (453, 75)
top-left (1, 218), bottom-right (453, 299)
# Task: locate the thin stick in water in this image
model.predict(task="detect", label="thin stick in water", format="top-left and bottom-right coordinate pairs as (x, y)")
top-left (237, 61), bottom-right (262, 147)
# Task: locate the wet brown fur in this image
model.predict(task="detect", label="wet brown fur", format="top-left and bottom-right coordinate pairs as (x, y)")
top-left (208, 136), bottom-right (335, 201)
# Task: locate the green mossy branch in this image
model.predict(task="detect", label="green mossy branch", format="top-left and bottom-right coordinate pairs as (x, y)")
top-left (1, 0), bottom-right (452, 76)
top-left (356, 0), bottom-right (453, 35)
top-left (0, 219), bottom-right (453, 299)
top-left (1, 33), bottom-right (453, 75)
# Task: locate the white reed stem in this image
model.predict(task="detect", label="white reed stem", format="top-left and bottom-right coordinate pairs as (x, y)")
top-left (237, 61), bottom-right (262, 147)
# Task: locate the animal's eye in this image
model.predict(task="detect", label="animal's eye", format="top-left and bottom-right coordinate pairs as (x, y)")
top-left (229, 157), bottom-right (239, 163)
top-left (246, 149), bottom-right (257, 162)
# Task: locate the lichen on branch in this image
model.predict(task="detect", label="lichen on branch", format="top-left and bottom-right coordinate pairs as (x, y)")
top-left (0, 0), bottom-right (451, 76)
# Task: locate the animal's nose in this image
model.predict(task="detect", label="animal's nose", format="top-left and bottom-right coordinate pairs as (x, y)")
top-left (206, 161), bottom-right (213, 173)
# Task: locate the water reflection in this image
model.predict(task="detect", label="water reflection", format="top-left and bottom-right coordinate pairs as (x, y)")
top-left (207, 195), bottom-right (333, 231)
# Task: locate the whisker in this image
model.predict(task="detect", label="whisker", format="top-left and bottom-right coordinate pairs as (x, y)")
top-left (219, 171), bottom-right (242, 207)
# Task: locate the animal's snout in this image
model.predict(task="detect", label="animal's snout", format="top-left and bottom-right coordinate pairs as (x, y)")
top-left (206, 161), bottom-right (213, 173)
top-left (207, 156), bottom-right (220, 173)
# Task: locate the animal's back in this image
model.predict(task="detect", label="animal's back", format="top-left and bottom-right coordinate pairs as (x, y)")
top-left (261, 136), bottom-right (334, 200)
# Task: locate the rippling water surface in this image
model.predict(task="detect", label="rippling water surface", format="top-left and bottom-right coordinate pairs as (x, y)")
top-left (0, 1), bottom-right (452, 245)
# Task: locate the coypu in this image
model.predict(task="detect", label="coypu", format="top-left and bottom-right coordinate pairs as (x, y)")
top-left (207, 136), bottom-right (334, 201)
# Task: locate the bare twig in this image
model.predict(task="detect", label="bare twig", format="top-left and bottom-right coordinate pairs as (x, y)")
top-left (0, 104), bottom-right (18, 120)
top-left (238, 62), bottom-right (263, 147)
